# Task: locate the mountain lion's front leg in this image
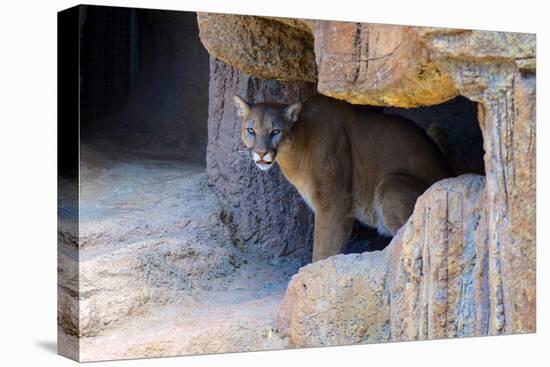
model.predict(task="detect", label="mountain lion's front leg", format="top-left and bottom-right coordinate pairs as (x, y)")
top-left (312, 207), bottom-right (354, 262)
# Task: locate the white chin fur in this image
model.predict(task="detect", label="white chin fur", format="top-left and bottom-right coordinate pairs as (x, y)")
top-left (252, 151), bottom-right (275, 171)
top-left (255, 161), bottom-right (274, 171)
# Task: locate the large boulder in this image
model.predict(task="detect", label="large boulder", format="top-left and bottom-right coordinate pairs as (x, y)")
top-left (276, 252), bottom-right (390, 347)
top-left (313, 23), bottom-right (458, 107)
top-left (198, 13), bottom-right (317, 82)
top-left (389, 175), bottom-right (490, 340)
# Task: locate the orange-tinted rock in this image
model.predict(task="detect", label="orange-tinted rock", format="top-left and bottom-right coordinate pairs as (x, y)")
top-left (389, 175), bottom-right (489, 340)
top-left (197, 13), bottom-right (317, 82)
top-left (313, 22), bottom-right (458, 107)
top-left (276, 252), bottom-right (390, 347)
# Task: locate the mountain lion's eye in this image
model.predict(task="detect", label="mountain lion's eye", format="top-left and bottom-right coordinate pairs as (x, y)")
top-left (271, 129), bottom-right (281, 135)
top-left (247, 128), bottom-right (255, 135)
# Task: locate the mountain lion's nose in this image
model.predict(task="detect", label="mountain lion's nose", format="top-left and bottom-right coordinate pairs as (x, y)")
top-left (255, 150), bottom-right (268, 158)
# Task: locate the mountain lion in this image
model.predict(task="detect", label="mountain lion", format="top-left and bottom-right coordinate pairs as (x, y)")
top-left (233, 94), bottom-right (453, 262)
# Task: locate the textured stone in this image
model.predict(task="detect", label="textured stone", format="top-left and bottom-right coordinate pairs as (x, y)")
top-left (197, 13), bottom-right (317, 82)
top-left (417, 28), bottom-right (535, 61)
top-left (277, 252), bottom-right (390, 347)
top-left (264, 17), bottom-right (315, 34)
top-left (78, 294), bottom-right (287, 361)
top-left (206, 57), bottom-right (316, 262)
top-left (389, 175), bottom-right (489, 340)
top-left (430, 60), bottom-right (536, 334)
top-left (476, 71), bottom-right (536, 334)
top-left (313, 22), bottom-right (459, 107)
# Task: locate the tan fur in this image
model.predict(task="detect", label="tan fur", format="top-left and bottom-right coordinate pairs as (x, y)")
top-left (234, 94), bottom-right (453, 262)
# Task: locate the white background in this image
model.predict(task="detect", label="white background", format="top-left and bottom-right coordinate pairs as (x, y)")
top-left (0, 0), bottom-right (546, 365)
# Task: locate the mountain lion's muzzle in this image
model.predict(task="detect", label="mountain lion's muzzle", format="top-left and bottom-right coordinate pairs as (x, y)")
top-left (251, 149), bottom-right (276, 171)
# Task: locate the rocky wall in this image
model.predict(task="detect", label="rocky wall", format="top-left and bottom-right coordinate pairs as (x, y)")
top-left (206, 58), bottom-right (316, 262)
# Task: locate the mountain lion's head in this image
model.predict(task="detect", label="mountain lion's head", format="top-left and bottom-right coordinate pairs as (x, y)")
top-left (233, 95), bottom-right (302, 171)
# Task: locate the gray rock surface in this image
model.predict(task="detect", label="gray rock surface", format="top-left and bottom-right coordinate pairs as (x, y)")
top-left (206, 58), bottom-right (316, 262)
top-left (58, 146), bottom-right (302, 361)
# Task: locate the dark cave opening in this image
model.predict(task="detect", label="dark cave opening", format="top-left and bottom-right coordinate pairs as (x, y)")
top-left (79, 6), bottom-right (210, 163)
top-left (384, 96), bottom-right (485, 176)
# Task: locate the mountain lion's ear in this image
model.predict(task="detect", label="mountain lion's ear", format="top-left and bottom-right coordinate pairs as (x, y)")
top-left (284, 102), bottom-right (302, 123)
top-left (233, 95), bottom-right (250, 118)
